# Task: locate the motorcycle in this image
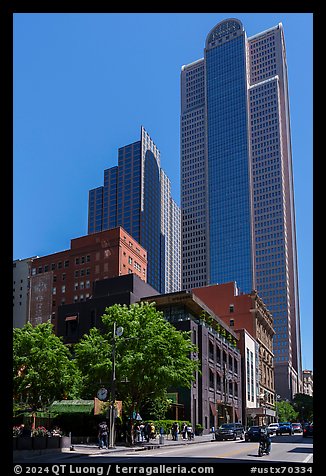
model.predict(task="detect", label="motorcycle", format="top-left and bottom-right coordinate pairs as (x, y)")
top-left (258, 439), bottom-right (271, 456)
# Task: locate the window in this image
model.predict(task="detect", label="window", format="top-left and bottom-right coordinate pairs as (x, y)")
top-left (229, 304), bottom-right (234, 313)
top-left (230, 319), bottom-right (234, 327)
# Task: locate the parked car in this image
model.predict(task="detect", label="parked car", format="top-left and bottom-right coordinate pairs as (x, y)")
top-left (303, 423), bottom-right (313, 438)
top-left (276, 422), bottom-right (293, 435)
top-left (215, 423), bottom-right (244, 441)
top-left (245, 426), bottom-right (264, 442)
top-left (267, 423), bottom-right (280, 435)
top-left (291, 422), bottom-right (303, 433)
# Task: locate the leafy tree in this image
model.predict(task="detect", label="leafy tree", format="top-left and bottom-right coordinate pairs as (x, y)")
top-left (13, 322), bottom-right (82, 410)
top-left (276, 400), bottom-right (299, 422)
top-left (74, 302), bottom-right (200, 416)
top-left (292, 393), bottom-right (313, 422)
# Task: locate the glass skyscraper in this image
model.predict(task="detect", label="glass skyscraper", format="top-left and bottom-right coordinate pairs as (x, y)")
top-left (181, 18), bottom-right (302, 398)
top-left (88, 126), bottom-right (181, 294)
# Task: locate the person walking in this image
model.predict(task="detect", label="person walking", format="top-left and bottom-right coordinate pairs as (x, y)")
top-left (181, 422), bottom-right (187, 440)
top-left (186, 423), bottom-right (193, 440)
top-left (172, 422), bottom-right (179, 441)
top-left (144, 422), bottom-right (151, 442)
top-left (98, 420), bottom-right (109, 449)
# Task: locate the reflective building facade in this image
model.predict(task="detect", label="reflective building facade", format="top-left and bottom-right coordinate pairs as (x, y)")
top-left (88, 126), bottom-right (181, 294)
top-left (181, 19), bottom-right (301, 398)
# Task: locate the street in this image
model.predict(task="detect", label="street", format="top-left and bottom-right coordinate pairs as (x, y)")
top-left (14, 434), bottom-right (313, 464)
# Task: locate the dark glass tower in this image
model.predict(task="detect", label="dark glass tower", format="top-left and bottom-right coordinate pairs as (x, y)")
top-left (181, 18), bottom-right (302, 399)
top-left (88, 126), bottom-right (181, 294)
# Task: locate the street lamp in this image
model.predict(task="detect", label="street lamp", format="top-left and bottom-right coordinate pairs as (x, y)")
top-left (275, 394), bottom-right (281, 423)
top-left (108, 323), bottom-right (123, 448)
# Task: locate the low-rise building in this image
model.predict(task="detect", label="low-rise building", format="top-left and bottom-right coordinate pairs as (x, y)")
top-left (57, 273), bottom-right (157, 344)
top-left (302, 370), bottom-right (313, 396)
top-left (142, 290), bottom-right (242, 433)
top-left (193, 282), bottom-right (276, 425)
top-left (27, 227), bottom-right (148, 332)
top-left (13, 257), bottom-right (38, 328)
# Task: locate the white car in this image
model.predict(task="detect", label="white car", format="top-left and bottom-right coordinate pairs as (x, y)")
top-left (268, 423), bottom-right (280, 435)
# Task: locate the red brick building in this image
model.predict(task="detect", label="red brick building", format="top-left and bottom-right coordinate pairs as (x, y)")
top-left (193, 282), bottom-right (276, 424)
top-left (28, 227), bottom-right (147, 332)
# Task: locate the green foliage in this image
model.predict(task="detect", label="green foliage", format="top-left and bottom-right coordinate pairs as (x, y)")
top-left (276, 400), bottom-right (299, 422)
top-left (73, 327), bottom-right (112, 398)
top-left (147, 419), bottom-right (191, 435)
top-left (13, 322), bottom-right (82, 410)
top-left (74, 302), bottom-right (200, 415)
top-left (141, 391), bottom-right (173, 420)
top-left (292, 393), bottom-right (313, 422)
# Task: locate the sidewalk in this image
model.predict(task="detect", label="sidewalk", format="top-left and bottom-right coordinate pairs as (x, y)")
top-left (64, 432), bottom-right (215, 456)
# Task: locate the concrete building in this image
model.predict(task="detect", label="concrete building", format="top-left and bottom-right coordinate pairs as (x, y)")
top-left (302, 370), bottom-right (313, 397)
top-left (88, 126), bottom-right (181, 294)
top-left (193, 281), bottom-right (276, 424)
top-left (235, 329), bottom-right (260, 427)
top-left (28, 227), bottom-right (147, 332)
top-left (13, 257), bottom-right (37, 328)
top-left (142, 290), bottom-right (242, 433)
top-left (180, 18), bottom-right (301, 399)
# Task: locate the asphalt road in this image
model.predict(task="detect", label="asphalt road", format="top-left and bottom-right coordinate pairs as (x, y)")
top-left (14, 434), bottom-right (313, 465)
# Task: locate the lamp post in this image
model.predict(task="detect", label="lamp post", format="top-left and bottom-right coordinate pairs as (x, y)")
top-left (275, 394), bottom-right (281, 423)
top-left (108, 323), bottom-right (123, 448)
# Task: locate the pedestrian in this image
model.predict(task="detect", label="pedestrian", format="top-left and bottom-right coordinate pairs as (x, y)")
top-left (144, 422), bottom-right (151, 442)
top-left (134, 422), bottom-right (141, 442)
top-left (98, 420), bottom-right (109, 449)
top-left (150, 422), bottom-right (156, 439)
top-left (172, 422), bottom-right (179, 441)
top-left (181, 422), bottom-right (187, 440)
top-left (186, 423), bottom-right (193, 440)
top-left (140, 422), bottom-right (145, 441)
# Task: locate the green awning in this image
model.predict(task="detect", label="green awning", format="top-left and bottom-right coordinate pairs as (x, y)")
top-left (48, 400), bottom-right (94, 414)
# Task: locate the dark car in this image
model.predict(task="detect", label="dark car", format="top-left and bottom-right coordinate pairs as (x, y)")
top-left (245, 426), bottom-right (264, 442)
top-left (276, 422), bottom-right (293, 435)
top-left (303, 423), bottom-right (313, 438)
top-left (291, 422), bottom-right (303, 433)
top-left (215, 423), bottom-right (244, 441)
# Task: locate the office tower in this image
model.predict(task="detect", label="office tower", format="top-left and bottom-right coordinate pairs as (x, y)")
top-left (88, 126), bottom-right (181, 294)
top-left (181, 18), bottom-right (301, 399)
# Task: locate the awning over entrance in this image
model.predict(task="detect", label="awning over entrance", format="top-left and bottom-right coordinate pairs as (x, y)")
top-left (48, 400), bottom-right (94, 414)
top-left (65, 315), bottom-right (78, 321)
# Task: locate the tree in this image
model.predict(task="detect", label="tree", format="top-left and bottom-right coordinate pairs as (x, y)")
top-left (74, 302), bottom-right (200, 416)
top-left (13, 322), bottom-right (82, 410)
top-left (276, 400), bottom-right (299, 422)
top-left (292, 393), bottom-right (313, 422)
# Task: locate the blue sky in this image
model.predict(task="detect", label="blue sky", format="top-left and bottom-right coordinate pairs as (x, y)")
top-left (13, 13), bottom-right (313, 371)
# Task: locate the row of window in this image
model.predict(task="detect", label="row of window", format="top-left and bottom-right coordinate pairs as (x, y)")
top-left (32, 260), bottom-right (70, 275)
